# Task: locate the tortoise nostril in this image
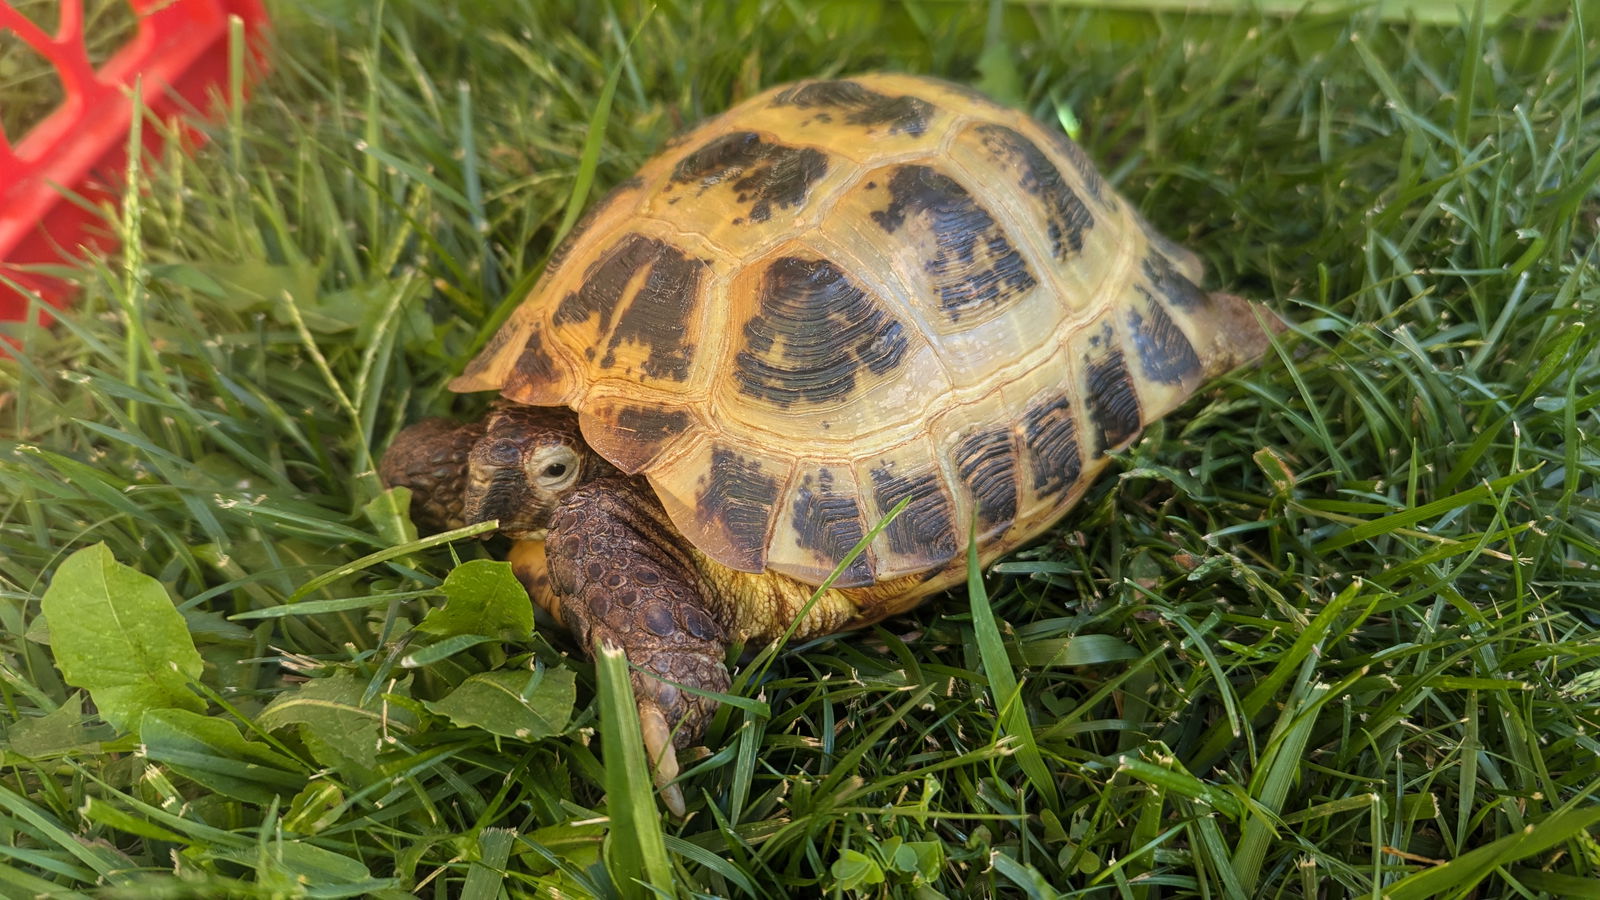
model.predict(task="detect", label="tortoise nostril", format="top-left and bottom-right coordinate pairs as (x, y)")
top-left (485, 439), bottom-right (521, 467)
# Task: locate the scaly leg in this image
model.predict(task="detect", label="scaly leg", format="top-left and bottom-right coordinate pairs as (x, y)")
top-left (544, 476), bottom-right (730, 816)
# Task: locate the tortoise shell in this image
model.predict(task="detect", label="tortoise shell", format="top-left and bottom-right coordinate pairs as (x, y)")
top-left (452, 73), bottom-right (1271, 590)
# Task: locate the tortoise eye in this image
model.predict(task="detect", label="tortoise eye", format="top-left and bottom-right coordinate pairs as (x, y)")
top-left (532, 447), bottom-right (581, 490)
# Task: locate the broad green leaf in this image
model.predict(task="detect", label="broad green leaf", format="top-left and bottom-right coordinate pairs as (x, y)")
top-left (882, 836), bottom-right (944, 881)
top-left (831, 849), bottom-right (885, 891)
top-left (416, 559), bottom-right (534, 640)
top-left (39, 544), bottom-right (204, 732)
top-left (424, 667), bottom-right (576, 740)
top-left (904, 841), bottom-right (944, 882)
top-left (1015, 633), bottom-right (1139, 668)
top-left (3, 694), bottom-right (94, 759)
top-left (208, 840), bottom-right (379, 889)
top-left (283, 781), bottom-right (345, 835)
top-left (139, 709), bottom-right (306, 804)
top-left (257, 670), bottom-right (401, 780)
top-left (363, 485), bottom-right (419, 548)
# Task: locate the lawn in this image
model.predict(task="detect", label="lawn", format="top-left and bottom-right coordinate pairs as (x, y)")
top-left (2, 0), bottom-right (1598, 896)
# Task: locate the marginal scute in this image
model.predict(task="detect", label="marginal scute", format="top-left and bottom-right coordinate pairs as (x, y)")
top-left (870, 164), bottom-right (1037, 322)
top-left (499, 330), bottom-right (569, 403)
top-left (949, 427), bottom-right (1018, 535)
top-left (1142, 249), bottom-right (1207, 312)
top-left (733, 255), bottom-right (908, 406)
top-left (1020, 392), bottom-right (1083, 497)
top-left (1128, 293), bottom-right (1202, 385)
top-left (579, 400), bottom-right (695, 475)
top-left (1085, 344), bottom-right (1143, 455)
top-left (864, 456), bottom-right (959, 578)
top-left (1036, 122), bottom-right (1109, 204)
top-left (785, 466), bottom-right (875, 587)
top-left (693, 445), bottom-right (782, 572)
top-left (1139, 218), bottom-right (1206, 283)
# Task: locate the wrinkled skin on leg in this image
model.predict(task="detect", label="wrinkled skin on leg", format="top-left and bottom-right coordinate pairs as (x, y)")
top-left (381, 403), bottom-right (725, 815)
top-left (545, 478), bottom-right (732, 813)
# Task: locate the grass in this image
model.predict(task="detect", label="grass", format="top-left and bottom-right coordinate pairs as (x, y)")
top-left (3, 0), bottom-right (1599, 896)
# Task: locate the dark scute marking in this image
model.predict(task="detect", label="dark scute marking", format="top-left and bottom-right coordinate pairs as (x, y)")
top-left (733, 147), bottom-right (828, 224)
top-left (698, 447), bottom-right (781, 568)
top-left (1020, 394), bottom-right (1082, 497)
top-left (870, 165), bottom-right (1037, 321)
top-left (868, 463), bottom-right (958, 565)
top-left (545, 176), bottom-right (642, 276)
top-left (1142, 249), bottom-right (1207, 311)
top-left (790, 469), bottom-right (873, 585)
top-left (673, 131), bottom-right (763, 184)
top-left (552, 233), bottom-right (706, 381)
top-left (671, 131), bottom-right (828, 223)
top-left (734, 256), bottom-right (909, 405)
top-left (974, 123), bottom-right (1094, 259)
top-left (770, 79), bottom-right (934, 136)
top-left (1086, 348), bottom-right (1143, 455)
top-left (502, 331), bottom-right (560, 396)
top-left (952, 429), bottom-right (1018, 530)
top-left (1037, 126), bottom-right (1108, 204)
top-left (1129, 295), bottom-right (1201, 384)
top-left (613, 404), bottom-right (690, 447)
top-left (602, 405), bottom-right (691, 471)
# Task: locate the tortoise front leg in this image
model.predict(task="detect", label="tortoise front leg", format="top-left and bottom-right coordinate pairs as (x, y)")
top-left (544, 477), bottom-right (731, 816)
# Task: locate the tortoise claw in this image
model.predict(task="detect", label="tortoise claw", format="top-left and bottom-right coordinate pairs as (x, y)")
top-left (640, 703), bottom-right (685, 817)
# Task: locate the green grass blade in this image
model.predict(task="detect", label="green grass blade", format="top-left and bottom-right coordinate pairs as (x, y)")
top-left (1230, 681), bottom-right (1331, 893)
top-left (1311, 468), bottom-right (1535, 553)
top-left (1385, 805), bottom-right (1600, 899)
top-left (966, 526), bottom-right (1059, 808)
top-left (461, 827), bottom-right (516, 900)
top-left (595, 643), bottom-right (676, 898)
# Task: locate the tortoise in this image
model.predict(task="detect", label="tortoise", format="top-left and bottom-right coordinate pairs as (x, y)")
top-left (381, 72), bottom-right (1279, 814)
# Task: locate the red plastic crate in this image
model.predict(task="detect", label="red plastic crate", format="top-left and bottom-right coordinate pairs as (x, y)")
top-left (0, 0), bottom-right (270, 333)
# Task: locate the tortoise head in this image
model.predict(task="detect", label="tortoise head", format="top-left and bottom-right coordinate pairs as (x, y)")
top-left (461, 404), bottom-right (609, 539)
